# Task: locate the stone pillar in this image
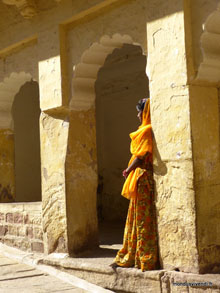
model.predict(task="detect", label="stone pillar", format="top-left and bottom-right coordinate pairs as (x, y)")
top-left (147, 1), bottom-right (199, 273)
top-left (148, 0), bottom-right (220, 273)
top-left (65, 109), bottom-right (98, 254)
top-left (189, 85), bottom-right (220, 273)
top-left (38, 27), bottom-right (69, 254)
top-left (38, 26), bottom-right (98, 254)
top-left (191, 4), bottom-right (220, 272)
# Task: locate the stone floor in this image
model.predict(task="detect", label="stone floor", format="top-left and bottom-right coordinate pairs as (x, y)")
top-left (0, 222), bottom-right (220, 293)
top-left (42, 221), bottom-right (220, 293)
top-left (0, 253), bottom-right (88, 293)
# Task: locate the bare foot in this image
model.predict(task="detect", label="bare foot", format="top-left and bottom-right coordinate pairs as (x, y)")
top-left (109, 262), bottom-right (119, 269)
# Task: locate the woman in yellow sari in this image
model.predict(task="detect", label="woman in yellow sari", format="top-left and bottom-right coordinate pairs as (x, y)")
top-left (113, 98), bottom-right (158, 271)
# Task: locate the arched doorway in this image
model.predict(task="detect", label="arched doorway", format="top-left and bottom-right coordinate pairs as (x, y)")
top-left (12, 80), bottom-right (41, 202)
top-left (0, 72), bottom-right (40, 203)
top-left (95, 43), bottom-right (149, 245)
top-left (68, 34), bottom-right (149, 252)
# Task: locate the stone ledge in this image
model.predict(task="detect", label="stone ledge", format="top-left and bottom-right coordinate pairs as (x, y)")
top-left (0, 242), bottom-right (219, 293)
top-left (0, 201), bottom-right (42, 212)
top-left (42, 253), bottom-right (220, 293)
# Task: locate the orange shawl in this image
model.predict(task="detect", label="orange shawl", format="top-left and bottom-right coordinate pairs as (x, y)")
top-left (121, 99), bottom-right (152, 200)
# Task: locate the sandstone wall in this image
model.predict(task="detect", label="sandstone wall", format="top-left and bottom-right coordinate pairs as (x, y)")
top-left (187, 0), bottom-right (220, 272)
top-left (66, 0), bottom-right (151, 252)
top-left (147, 0), bottom-right (199, 273)
top-left (0, 0), bottom-right (219, 273)
top-left (0, 202), bottom-right (43, 252)
top-left (40, 112), bottom-right (69, 254)
top-left (0, 130), bottom-right (15, 202)
top-left (189, 85), bottom-right (220, 273)
top-left (65, 109), bottom-right (98, 254)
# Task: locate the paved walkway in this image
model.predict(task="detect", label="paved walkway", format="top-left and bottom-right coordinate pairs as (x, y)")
top-left (0, 253), bottom-right (88, 293)
top-left (0, 244), bottom-right (113, 293)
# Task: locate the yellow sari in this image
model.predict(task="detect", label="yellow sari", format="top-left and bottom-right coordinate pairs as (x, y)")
top-left (121, 99), bottom-right (152, 200)
top-left (115, 99), bottom-right (158, 271)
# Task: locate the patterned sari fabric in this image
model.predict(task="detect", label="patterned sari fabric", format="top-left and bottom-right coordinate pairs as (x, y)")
top-left (115, 154), bottom-right (158, 271)
top-left (115, 99), bottom-right (158, 271)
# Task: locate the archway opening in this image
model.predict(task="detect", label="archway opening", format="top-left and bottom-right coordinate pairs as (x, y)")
top-left (12, 80), bottom-right (41, 202)
top-left (95, 43), bottom-right (149, 247)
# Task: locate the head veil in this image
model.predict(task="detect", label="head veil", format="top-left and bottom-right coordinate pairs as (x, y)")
top-left (121, 98), bottom-right (152, 200)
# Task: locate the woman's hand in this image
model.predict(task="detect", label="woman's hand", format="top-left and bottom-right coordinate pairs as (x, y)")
top-left (122, 169), bottom-right (129, 178)
top-left (122, 156), bottom-right (144, 179)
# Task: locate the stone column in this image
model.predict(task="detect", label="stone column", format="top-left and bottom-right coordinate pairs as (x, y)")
top-left (38, 26), bottom-right (98, 254)
top-left (65, 109), bottom-right (98, 255)
top-left (148, 0), bottom-right (220, 273)
top-left (192, 3), bottom-right (220, 273)
top-left (147, 1), bottom-right (199, 273)
top-left (189, 85), bottom-right (220, 273)
top-left (38, 27), bottom-right (69, 254)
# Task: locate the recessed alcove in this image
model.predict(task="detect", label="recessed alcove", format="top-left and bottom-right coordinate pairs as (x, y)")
top-left (12, 80), bottom-right (41, 202)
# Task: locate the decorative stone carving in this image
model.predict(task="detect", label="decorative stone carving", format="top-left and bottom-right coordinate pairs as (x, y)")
top-left (70, 34), bottom-right (133, 111)
top-left (2, 0), bottom-right (37, 18)
top-left (196, 3), bottom-right (220, 85)
top-left (2, 0), bottom-right (62, 18)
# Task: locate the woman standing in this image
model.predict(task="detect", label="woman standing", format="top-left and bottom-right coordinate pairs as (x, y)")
top-left (113, 98), bottom-right (158, 271)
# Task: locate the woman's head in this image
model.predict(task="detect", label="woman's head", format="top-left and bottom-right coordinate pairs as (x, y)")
top-left (136, 98), bottom-right (149, 123)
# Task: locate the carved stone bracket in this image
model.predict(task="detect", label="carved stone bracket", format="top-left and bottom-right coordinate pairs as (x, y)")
top-left (2, 0), bottom-right (62, 18)
top-left (196, 3), bottom-right (220, 85)
top-left (2, 0), bottom-right (37, 18)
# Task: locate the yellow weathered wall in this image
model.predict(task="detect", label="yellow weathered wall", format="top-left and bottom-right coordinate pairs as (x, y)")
top-left (0, 41), bottom-right (38, 84)
top-left (65, 0), bottom-right (152, 253)
top-left (67, 0), bottom-right (149, 72)
top-left (40, 112), bottom-right (69, 253)
top-left (65, 109), bottom-right (98, 254)
top-left (0, 130), bottom-right (15, 202)
top-left (189, 85), bottom-right (220, 272)
top-left (0, 0), bottom-right (219, 272)
top-left (147, 1), bottom-right (199, 273)
top-left (186, 0), bottom-right (220, 272)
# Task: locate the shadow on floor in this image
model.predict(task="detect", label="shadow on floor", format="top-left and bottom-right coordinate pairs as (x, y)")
top-left (99, 221), bottom-right (125, 246)
top-left (75, 221), bottom-right (125, 259)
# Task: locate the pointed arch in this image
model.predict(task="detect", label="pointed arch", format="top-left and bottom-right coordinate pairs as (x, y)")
top-left (66, 33), bottom-right (149, 253)
top-left (70, 33), bottom-right (143, 110)
top-left (0, 72), bottom-right (33, 129)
